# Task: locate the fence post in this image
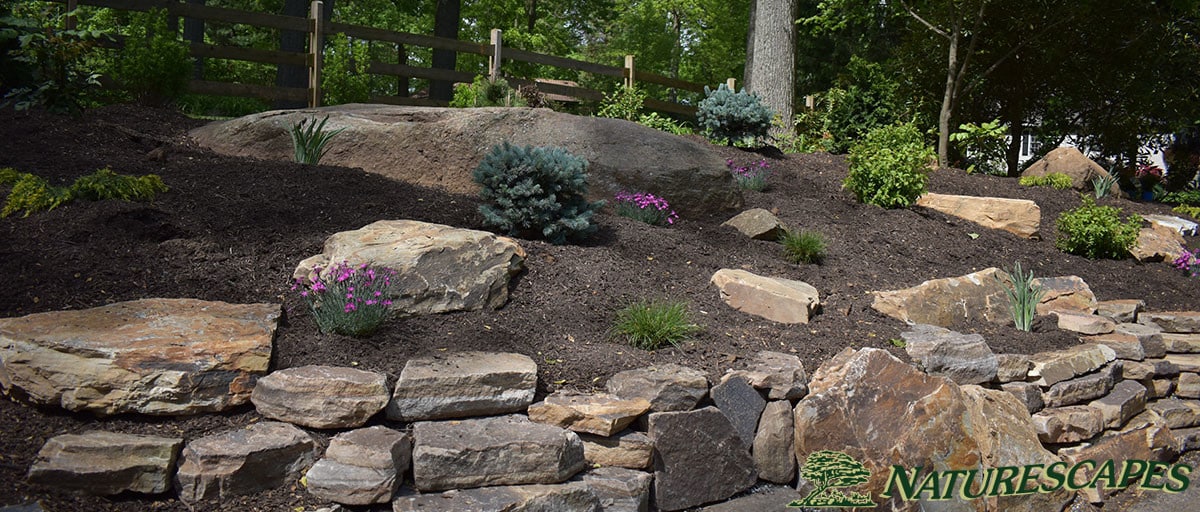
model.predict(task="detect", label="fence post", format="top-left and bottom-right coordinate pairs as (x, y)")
top-left (65, 0), bottom-right (77, 30)
top-left (489, 29), bottom-right (502, 82)
top-left (726, 78), bottom-right (736, 91)
top-left (624, 55), bottom-right (635, 89)
top-left (397, 44), bottom-right (409, 97)
top-left (307, 0), bottom-right (324, 108)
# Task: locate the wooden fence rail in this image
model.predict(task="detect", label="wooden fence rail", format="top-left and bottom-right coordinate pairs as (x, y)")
top-left (57, 0), bottom-right (726, 116)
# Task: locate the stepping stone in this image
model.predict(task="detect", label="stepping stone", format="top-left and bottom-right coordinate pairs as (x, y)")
top-left (578, 430), bottom-right (653, 470)
top-left (294, 220), bottom-right (526, 316)
top-left (724, 350), bottom-right (808, 401)
top-left (575, 467), bottom-right (653, 512)
top-left (0, 298), bottom-right (277, 416)
top-left (606, 363), bottom-right (708, 413)
top-left (720, 208), bottom-right (786, 240)
top-left (386, 351), bottom-right (536, 422)
top-left (175, 421), bottom-right (315, 503)
top-left (710, 269), bottom-right (820, 324)
top-left (649, 407), bottom-right (756, 511)
top-left (305, 426), bottom-right (411, 505)
top-left (915, 192), bottom-right (1041, 238)
top-left (252, 365), bottom-right (390, 429)
top-left (528, 392), bottom-right (651, 437)
top-left (900, 324), bottom-right (998, 384)
top-left (392, 481), bottom-right (599, 512)
top-left (752, 400), bottom-right (795, 484)
top-left (27, 431), bottom-right (182, 495)
top-left (411, 414), bottom-right (586, 491)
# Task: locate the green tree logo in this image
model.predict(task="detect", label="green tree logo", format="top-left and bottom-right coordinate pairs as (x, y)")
top-left (788, 450), bottom-right (876, 508)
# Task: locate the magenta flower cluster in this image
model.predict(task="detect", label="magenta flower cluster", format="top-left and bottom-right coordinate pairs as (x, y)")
top-left (1136, 163), bottom-right (1164, 184)
top-left (1175, 248), bottom-right (1200, 278)
top-left (292, 261), bottom-right (397, 336)
top-left (614, 191), bottom-right (679, 226)
top-left (727, 158), bottom-right (772, 191)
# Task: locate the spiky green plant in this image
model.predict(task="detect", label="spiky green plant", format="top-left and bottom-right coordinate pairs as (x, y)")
top-left (612, 299), bottom-right (701, 350)
top-left (290, 115), bottom-right (346, 164)
top-left (780, 229), bottom-right (827, 264)
top-left (1092, 174), bottom-right (1119, 199)
top-left (999, 261), bottom-right (1045, 332)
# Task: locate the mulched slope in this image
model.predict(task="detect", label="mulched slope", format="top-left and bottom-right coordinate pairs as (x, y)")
top-left (0, 104), bottom-right (1195, 511)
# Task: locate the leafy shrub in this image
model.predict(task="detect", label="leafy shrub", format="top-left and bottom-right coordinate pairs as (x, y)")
top-left (780, 229), bottom-right (826, 264)
top-left (727, 158), bottom-right (772, 191)
top-left (614, 191), bottom-right (678, 226)
top-left (844, 123), bottom-right (934, 208)
top-left (1055, 196), bottom-right (1142, 259)
top-left (636, 112), bottom-right (692, 135)
top-left (998, 261), bottom-right (1045, 332)
top-left (949, 119), bottom-right (1008, 175)
top-left (1175, 249), bottom-right (1200, 279)
top-left (0, 167), bottom-right (20, 185)
top-left (774, 113), bottom-right (827, 154)
top-left (697, 84), bottom-right (773, 146)
top-left (823, 58), bottom-right (904, 153)
top-left (70, 167), bottom-right (167, 201)
top-left (473, 142), bottom-right (604, 244)
top-left (1020, 173), bottom-right (1074, 190)
top-left (109, 9), bottom-right (192, 105)
top-left (1162, 189), bottom-right (1200, 206)
top-left (293, 262), bottom-right (396, 336)
top-left (598, 86), bottom-right (645, 121)
top-left (451, 75), bottom-right (526, 108)
top-left (1092, 174), bottom-right (1119, 199)
top-left (611, 299), bottom-right (701, 350)
top-left (290, 116), bottom-right (346, 165)
top-left (1, 6), bottom-right (109, 113)
top-left (1, 173), bottom-right (71, 218)
top-left (1174, 204), bottom-right (1200, 220)
top-left (322, 33), bottom-right (372, 105)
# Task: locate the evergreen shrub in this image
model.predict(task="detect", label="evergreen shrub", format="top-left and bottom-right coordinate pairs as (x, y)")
top-left (697, 84), bottom-right (773, 145)
top-left (473, 142), bottom-right (604, 244)
top-left (843, 123), bottom-right (934, 208)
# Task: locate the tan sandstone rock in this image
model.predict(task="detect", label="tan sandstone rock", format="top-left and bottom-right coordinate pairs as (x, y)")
top-left (915, 193), bottom-right (1041, 238)
top-left (721, 208), bottom-right (787, 240)
top-left (710, 269), bottom-right (820, 324)
top-left (251, 365), bottom-right (390, 429)
top-left (528, 392), bottom-right (651, 437)
top-left (1021, 146), bottom-right (1118, 191)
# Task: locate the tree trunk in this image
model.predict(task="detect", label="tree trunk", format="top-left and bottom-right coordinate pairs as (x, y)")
top-left (183, 0), bottom-right (205, 80)
top-left (525, 0), bottom-right (537, 32)
top-left (430, 0), bottom-right (461, 102)
top-left (742, 0), bottom-right (756, 90)
top-left (748, 0), bottom-right (795, 133)
top-left (937, 22), bottom-right (960, 168)
top-left (276, 0), bottom-right (308, 109)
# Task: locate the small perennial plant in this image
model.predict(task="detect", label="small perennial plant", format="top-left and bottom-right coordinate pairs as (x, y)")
top-left (614, 191), bottom-right (679, 226)
top-left (727, 158), bottom-right (772, 191)
top-left (1175, 249), bottom-right (1200, 279)
top-left (293, 261), bottom-right (396, 336)
top-left (999, 261), bottom-right (1045, 332)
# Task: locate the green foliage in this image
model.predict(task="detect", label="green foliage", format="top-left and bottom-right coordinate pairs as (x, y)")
top-left (697, 84), bottom-right (773, 146)
top-left (1162, 189), bottom-right (1200, 206)
top-left (999, 261), bottom-right (1045, 332)
top-left (636, 112), bottom-right (693, 135)
top-left (611, 299), bottom-right (701, 350)
top-left (294, 262), bottom-right (396, 337)
top-left (1092, 174), bottom-right (1119, 199)
top-left (70, 167), bottom-right (167, 201)
top-left (473, 142), bottom-right (604, 245)
top-left (450, 75), bottom-right (526, 108)
top-left (1020, 173), bottom-right (1074, 190)
top-left (1174, 204), bottom-right (1200, 221)
top-left (775, 111), bottom-right (829, 154)
top-left (844, 123), bottom-right (934, 208)
top-left (780, 229), bottom-right (826, 264)
top-left (598, 86), bottom-right (646, 121)
top-left (1055, 196), bottom-right (1142, 259)
top-left (108, 9), bottom-right (191, 105)
top-left (322, 33), bottom-right (372, 105)
top-left (822, 58), bottom-right (906, 153)
top-left (1, 172), bottom-right (71, 218)
top-left (290, 116), bottom-right (346, 165)
top-left (0, 167), bottom-right (19, 185)
top-left (949, 119), bottom-right (1008, 175)
top-left (1, 5), bottom-right (109, 113)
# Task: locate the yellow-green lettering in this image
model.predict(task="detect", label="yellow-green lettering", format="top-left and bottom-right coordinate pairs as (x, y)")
top-left (1119, 460), bottom-right (1148, 488)
top-left (1142, 461), bottom-right (1169, 490)
top-left (1090, 460), bottom-right (1118, 490)
top-left (882, 465), bottom-right (922, 500)
top-left (1067, 460), bottom-right (1096, 491)
top-left (1014, 464), bottom-right (1043, 495)
top-left (1166, 464), bottom-right (1193, 493)
top-left (988, 466), bottom-right (1021, 496)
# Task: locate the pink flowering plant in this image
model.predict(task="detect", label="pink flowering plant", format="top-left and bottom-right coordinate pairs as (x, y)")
top-left (727, 158), bottom-right (772, 191)
top-left (292, 261), bottom-right (397, 336)
top-left (614, 191), bottom-right (679, 226)
top-left (1175, 248), bottom-right (1200, 278)
top-left (1136, 163), bottom-right (1164, 188)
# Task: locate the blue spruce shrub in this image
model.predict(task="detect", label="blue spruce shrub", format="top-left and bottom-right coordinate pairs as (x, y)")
top-left (697, 84), bottom-right (774, 145)
top-left (473, 142), bottom-right (605, 244)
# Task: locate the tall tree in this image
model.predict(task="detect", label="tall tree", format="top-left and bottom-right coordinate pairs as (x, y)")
top-left (430, 0), bottom-right (460, 101)
top-left (747, 0), bottom-right (795, 130)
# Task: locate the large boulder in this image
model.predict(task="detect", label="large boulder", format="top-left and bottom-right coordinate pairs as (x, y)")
top-left (870, 268), bottom-right (1011, 327)
top-left (27, 431), bottom-right (182, 495)
top-left (915, 193), bottom-right (1041, 238)
top-left (189, 105), bottom-right (742, 215)
top-left (0, 298), bottom-right (277, 416)
top-left (1020, 146), bottom-right (1118, 191)
top-left (294, 220), bottom-right (525, 317)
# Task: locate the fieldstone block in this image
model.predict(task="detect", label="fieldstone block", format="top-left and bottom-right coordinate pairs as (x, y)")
top-left (1028, 343), bottom-right (1116, 387)
top-left (994, 354), bottom-right (1031, 383)
top-left (1084, 333), bottom-right (1145, 361)
top-left (1053, 311), bottom-right (1115, 335)
top-left (386, 351), bottom-right (536, 422)
top-left (305, 426), bottom-right (411, 505)
top-left (649, 407), bottom-right (756, 511)
top-left (528, 392), bottom-right (651, 437)
top-left (1088, 380), bottom-right (1148, 429)
top-left (901, 324), bottom-right (997, 384)
top-left (711, 375), bottom-right (766, 446)
top-left (1033, 275), bottom-right (1098, 315)
top-left (1162, 333), bottom-right (1200, 353)
top-left (1000, 381), bottom-right (1045, 415)
top-left (252, 365), bottom-right (390, 429)
top-left (1043, 362), bottom-right (1119, 408)
top-left (392, 481), bottom-right (600, 512)
top-left (175, 421), bottom-right (315, 503)
top-left (710, 269), bottom-right (820, 324)
top-left (606, 364), bottom-right (708, 413)
top-left (1122, 360), bottom-right (1156, 380)
top-left (1144, 214), bottom-right (1200, 236)
top-left (721, 208), bottom-right (786, 241)
top-left (1149, 398), bottom-right (1200, 429)
top-left (1177, 372), bottom-right (1200, 399)
top-left (411, 414), bottom-right (586, 491)
top-left (1148, 379), bottom-right (1176, 398)
top-left (1115, 323), bottom-right (1167, 357)
top-left (1165, 353), bottom-right (1200, 372)
top-left (576, 467), bottom-right (652, 512)
top-left (1133, 225), bottom-right (1188, 262)
top-left (578, 430), bottom-right (653, 470)
top-left (724, 351), bottom-right (808, 401)
top-left (1140, 312), bottom-right (1200, 333)
top-left (870, 268), bottom-right (1011, 327)
top-left (1058, 423), bottom-right (1175, 502)
top-left (27, 431), bottom-right (182, 495)
top-left (1032, 405), bottom-right (1105, 444)
top-left (915, 193), bottom-right (1041, 238)
top-left (1175, 427), bottom-right (1200, 453)
top-left (752, 401), bottom-right (795, 484)
top-left (1096, 300), bottom-right (1145, 324)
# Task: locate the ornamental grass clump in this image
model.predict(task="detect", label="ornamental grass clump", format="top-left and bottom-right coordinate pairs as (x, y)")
top-left (293, 261), bottom-right (396, 337)
top-left (613, 191), bottom-right (679, 226)
top-left (290, 115), bottom-right (346, 164)
top-left (1055, 196), bottom-right (1141, 259)
top-left (1092, 174), bottom-right (1119, 199)
top-left (612, 299), bottom-right (701, 350)
top-left (728, 158), bottom-right (772, 191)
top-left (780, 229), bottom-right (826, 264)
top-left (999, 261), bottom-right (1045, 332)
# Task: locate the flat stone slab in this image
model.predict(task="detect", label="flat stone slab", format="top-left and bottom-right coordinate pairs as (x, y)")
top-left (252, 365), bottom-right (390, 429)
top-left (392, 481), bottom-right (600, 512)
top-left (1088, 379), bottom-right (1148, 428)
top-left (1149, 398), bottom-right (1200, 429)
top-left (1084, 333), bottom-right (1146, 361)
top-left (1042, 362), bottom-right (1118, 408)
top-left (710, 269), bottom-right (820, 324)
top-left (1163, 333), bottom-right (1200, 353)
top-left (1032, 405), bottom-right (1106, 444)
top-left (175, 421), bottom-right (315, 503)
top-left (724, 350), bottom-right (808, 401)
top-left (1053, 311), bottom-right (1115, 335)
top-left (1097, 299), bottom-right (1145, 323)
top-left (1141, 311), bottom-right (1200, 333)
top-left (575, 467), bottom-right (652, 512)
top-left (528, 392), bottom-right (651, 437)
top-left (579, 430), bottom-right (653, 470)
top-left (1165, 353), bottom-right (1200, 372)
top-left (1144, 214), bottom-right (1199, 236)
top-left (721, 208), bottom-right (786, 240)
top-left (606, 363), bottom-right (708, 413)
top-left (387, 351), bottom-right (536, 422)
top-left (915, 193), bottom-right (1041, 238)
top-left (27, 431), bottom-right (182, 495)
top-left (901, 324), bottom-right (997, 384)
top-left (411, 414), bottom-right (586, 491)
top-left (870, 267), bottom-right (1010, 327)
top-left (0, 298), bottom-right (277, 416)
top-left (1033, 275), bottom-right (1097, 315)
top-left (1028, 343), bottom-right (1116, 387)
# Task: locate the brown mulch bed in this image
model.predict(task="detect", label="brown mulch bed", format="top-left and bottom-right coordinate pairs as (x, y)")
top-left (0, 104), bottom-right (1195, 511)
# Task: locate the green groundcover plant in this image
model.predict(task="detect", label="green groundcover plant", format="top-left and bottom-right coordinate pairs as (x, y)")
top-left (1055, 196), bottom-right (1142, 259)
top-left (780, 229), bottom-right (826, 264)
top-left (293, 262), bottom-right (396, 337)
top-left (611, 299), bottom-right (701, 350)
top-left (1020, 173), bottom-right (1074, 190)
top-left (0, 167), bottom-right (167, 218)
